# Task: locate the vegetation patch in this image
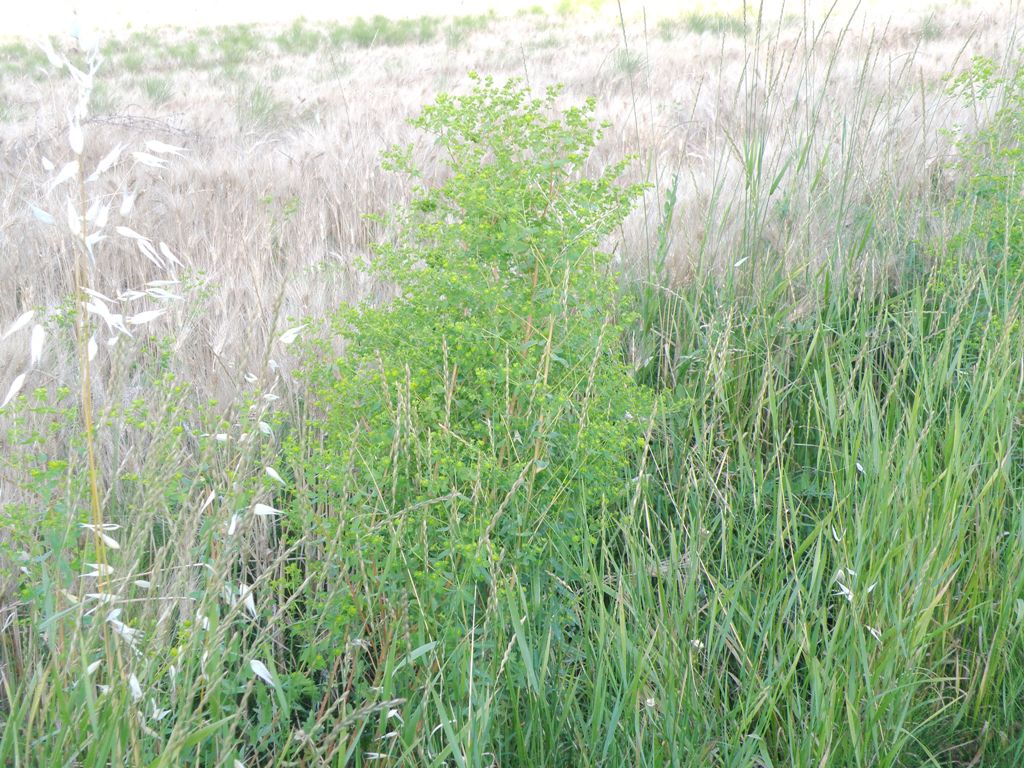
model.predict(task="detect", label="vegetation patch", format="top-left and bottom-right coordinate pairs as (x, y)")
top-left (0, 11), bottom-right (1023, 767)
top-left (657, 11), bottom-right (749, 40)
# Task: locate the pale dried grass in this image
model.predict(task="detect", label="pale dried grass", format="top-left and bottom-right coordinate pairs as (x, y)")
top-left (0, 3), bottom-right (1016, 400)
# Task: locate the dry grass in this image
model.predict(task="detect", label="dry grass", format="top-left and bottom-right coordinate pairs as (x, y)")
top-left (0, 5), bottom-right (1013, 396)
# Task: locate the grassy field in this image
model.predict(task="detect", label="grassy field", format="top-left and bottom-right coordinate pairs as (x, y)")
top-left (1, 3), bottom-right (1023, 766)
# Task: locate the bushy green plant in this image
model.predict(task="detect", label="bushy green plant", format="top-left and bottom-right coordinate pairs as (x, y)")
top-left (927, 54), bottom-right (1024, 365)
top-left (946, 54), bottom-right (1024, 276)
top-left (288, 73), bottom-right (652, 656)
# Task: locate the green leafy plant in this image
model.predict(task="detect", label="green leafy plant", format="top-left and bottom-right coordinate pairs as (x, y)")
top-left (928, 53), bottom-right (1024, 365)
top-left (946, 53), bottom-right (1024, 277)
top-left (287, 72), bottom-right (653, 689)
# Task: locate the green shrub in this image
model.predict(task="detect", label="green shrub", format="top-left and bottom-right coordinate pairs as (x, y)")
top-left (946, 54), bottom-right (1024, 276)
top-left (287, 73), bottom-right (652, 663)
top-left (929, 54), bottom-right (1024, 363)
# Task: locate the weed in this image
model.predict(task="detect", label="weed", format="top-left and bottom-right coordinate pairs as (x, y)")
top-left (683, 11), bottom-right (748, 35)
top-left (88, 81), bottom-right (120, 113)
top-left (100, 38), bottom-right (125, 58)
top-left (918, 13), bottom-right (943, 41)
top-left (613, 47), bottom-right (645, 77)
top-left (446, 13), bottom-right (495, 47)
top-left (659, 11), bottom-right (749, 39)
top-left (217, 24), bottom-right (261, 66)
top-left (334, 15), bottom-right (441, 48)
top-left (237, 81), bottom-right (286, 131)
top-left (142, 76), bottom-right (173, 105)
top-left (274, 18), bottom-right (322, 56)
top-left (0, 41), bottom-right (48, 76)
top-left (119, 49), bottom-right (146, 73)
top-left (556, 0), bottom-right (606, 16)
top-left (527, 33), bottom-right (560, 51)
top-left (166, 39), bottom-right (201, 67)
